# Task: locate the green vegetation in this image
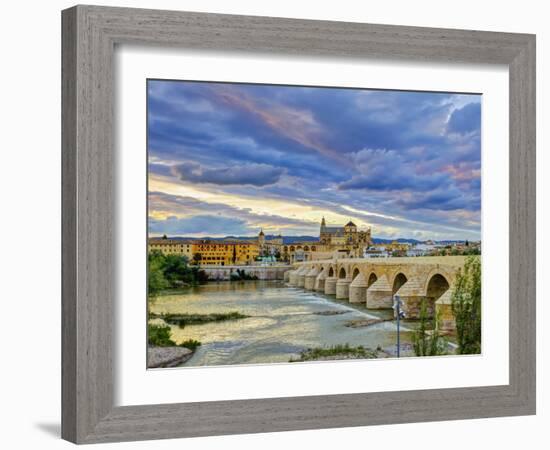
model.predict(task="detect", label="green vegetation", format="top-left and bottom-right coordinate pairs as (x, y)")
top-left (290, 344), bottom-right (378, 362)
top-left (230, 269), bottom-right (258, 281)
top-left (148, 323), bottom-right (175, 346)
top-left (451, 256), bottom-right (482, 354)
top-left (147, 323), bottom-right (202, 351)
top-left (148, 251), bottom-right (209, 298)
top-left (179, 339), bottom-right (201, 351)
top-left (412, 299), bottom-right (448, 356)
top-left (150, 311), bottom-right (249, 328)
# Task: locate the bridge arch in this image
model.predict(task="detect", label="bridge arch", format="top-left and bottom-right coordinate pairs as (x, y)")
top-left (426, 273), bottom-right (450, 306)
top-left (423, 267), bottom-right (454, 293)
top-left (352, 267), bottom-right (360, 280)
top-left (328, 266), bottom-right (335, 277)
top-left (367, 272), bottom-right (378, 288)
top-left (392, 272), bottom-right (408, 294)
top-left (338, 267), bottom-right (347, 279)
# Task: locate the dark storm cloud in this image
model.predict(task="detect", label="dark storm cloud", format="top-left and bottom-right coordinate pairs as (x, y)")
top-left (172, 162), bottom-right (284, 186)
top-left (149, 215), bottom-right (252, 236)
top-left (147, 79), bottom-right (482, 239)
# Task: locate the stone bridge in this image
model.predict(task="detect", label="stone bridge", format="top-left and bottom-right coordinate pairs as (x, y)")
top-left (285, 256), bottom-right (471, 330)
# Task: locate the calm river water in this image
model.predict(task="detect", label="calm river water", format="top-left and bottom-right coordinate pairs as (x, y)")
top-left (149, 280), bottom-right (414, 367)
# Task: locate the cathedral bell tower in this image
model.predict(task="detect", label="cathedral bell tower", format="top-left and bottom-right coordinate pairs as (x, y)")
top-left (320, 217), bottom-right (327, 244)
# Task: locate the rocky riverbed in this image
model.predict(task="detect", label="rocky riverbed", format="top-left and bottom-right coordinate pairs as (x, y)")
top-left (148, 346), bottom-right (194, 368)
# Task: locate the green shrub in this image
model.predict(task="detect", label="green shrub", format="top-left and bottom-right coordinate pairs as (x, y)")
top-left (292, 344), bottom-right (378, 362)
top-left (148, 323), bottom-right (175, 347)
top-left (451, 256), bottom-right (482, 354)
top-left (412, 299), bottom-right (447, 356)
top-left (180, 339), bottom-right (201, 351)
top-left (148, 324), bottom-right (201, 351)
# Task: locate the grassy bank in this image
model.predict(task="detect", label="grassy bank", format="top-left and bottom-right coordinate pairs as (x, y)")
top-left (290, 344), bottom-right (379, 362)
top-left (150, 311), bottom-right (249, 328)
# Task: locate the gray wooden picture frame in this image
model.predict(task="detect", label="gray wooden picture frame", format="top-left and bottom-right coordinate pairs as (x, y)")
top-left (61, 4), bottom-right (536, 444)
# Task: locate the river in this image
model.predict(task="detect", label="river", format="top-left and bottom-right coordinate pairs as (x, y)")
top-left (149, 280), bottom-right (415, 367)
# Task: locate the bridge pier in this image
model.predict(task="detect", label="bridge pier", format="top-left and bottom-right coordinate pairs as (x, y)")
top-left (296, 267), bottom-right (307, 287)
top-left (314, 269), bottom-right (327, 292)
top-left (435, 291), bottom-right (455, 331)
top-left (366, 274), bottom-right (392, 309)
top-left (349, 273), bottom-right (368, 304)
top-left (288, 269), bottom-right (299, 286)
top-left (395, 277), bottom-right (430, 319)
top-left (324, 277), bottom-right (337, 295)
top-left (297, 266), bottom-right (307, 287)
top-left (336, 278), bottom-right (351, 299)
top-left (304, 267), bottom-right (319, 290)
top-left (283, 270), bottom-right (291, 283)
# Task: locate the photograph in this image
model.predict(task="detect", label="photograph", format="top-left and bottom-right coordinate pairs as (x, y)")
top-left (146, 80), bottom-right (482, 368)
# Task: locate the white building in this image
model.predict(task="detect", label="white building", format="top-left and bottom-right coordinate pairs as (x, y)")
top-left (363, 245), bottom-right (390, 258)
top-left (406, 243), bottom-right (438, 257)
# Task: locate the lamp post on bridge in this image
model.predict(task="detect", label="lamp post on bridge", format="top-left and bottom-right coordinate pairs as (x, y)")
top-left (392, 294), bottom-right (406, 358)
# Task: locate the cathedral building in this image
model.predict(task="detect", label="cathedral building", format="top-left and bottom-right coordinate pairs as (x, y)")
top-left (279, 218), bottom-right (373, 263)
top-left (319, 217), bottom-right (372, 247)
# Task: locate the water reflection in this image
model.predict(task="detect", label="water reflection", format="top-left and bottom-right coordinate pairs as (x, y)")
top-left (149, 281), bottom-right (412, 367)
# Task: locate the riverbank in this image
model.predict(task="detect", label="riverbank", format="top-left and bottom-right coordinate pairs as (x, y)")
top-left (148, 346), bottom-right (194, 368)
top-left (150, 311), bottom-right (249, 327)
top-left (290, 344), bottom-right (384, 362)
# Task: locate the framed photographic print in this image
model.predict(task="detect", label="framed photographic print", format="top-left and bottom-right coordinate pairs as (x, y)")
top-left (62, 5), bottom-right (536, 444)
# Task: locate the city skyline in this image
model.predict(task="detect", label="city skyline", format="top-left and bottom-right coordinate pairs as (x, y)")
top-left (148, 80), bottom-right (481, 241)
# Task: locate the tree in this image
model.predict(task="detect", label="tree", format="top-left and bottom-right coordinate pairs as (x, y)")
top-left (192, 252), bottom-right (202, 266)
top-left (148, 251), bottom-right (169, 298)
top-left (451, 256), bottom-right (481, 354)
top-left (148, 251), bottom-right (207, 296)
top-left (412, 299), bottom-right (447, 356)
top-left (162, 254), bottom-right (192, 286)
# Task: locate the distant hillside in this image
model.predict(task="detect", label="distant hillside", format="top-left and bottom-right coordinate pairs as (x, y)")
top-left (159, 235), bottom-right (465, 245)
top-left (372, 237), bottom-right (421, 245)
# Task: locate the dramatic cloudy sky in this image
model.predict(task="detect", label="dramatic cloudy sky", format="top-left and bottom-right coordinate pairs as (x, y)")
top-left (148, 80), bottom-right (481, 240)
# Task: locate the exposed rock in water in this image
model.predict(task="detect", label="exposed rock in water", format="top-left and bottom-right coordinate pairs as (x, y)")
top-left (345, 318), bottom-right (386, 328)
top-left (148, 346), bottom-right (194, 368)
top-left (313, 310), bottom-right (350, 316)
